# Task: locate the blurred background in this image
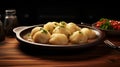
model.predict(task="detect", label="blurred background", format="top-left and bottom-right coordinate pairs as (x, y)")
top-left (0, 0), bottom-right (120, 26)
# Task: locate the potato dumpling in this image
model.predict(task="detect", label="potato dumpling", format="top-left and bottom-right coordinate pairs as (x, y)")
top-left (81, 28), bottom-right (96, 39)
top-left (30, 27), bottom-right (43, 38)
top-left (49, 33), bottom-right (68, 45)
top-left (69, 31), bottom-right (88, 44)
top-left (52, 26), bottom-right (70, 37)
top-left (66, 22), bottom-right (81, 34)
top-left (32, 29), bottom-right (51, 44)
top-left (89, 29), bottom-right (97, 39)
top-left (43, 22), bottom-right (58, 34)
top-left (59, 21), bottom-right (67, 27)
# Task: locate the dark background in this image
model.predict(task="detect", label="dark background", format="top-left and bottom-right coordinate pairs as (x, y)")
top-left (0, 0), bottom-right (120, 26)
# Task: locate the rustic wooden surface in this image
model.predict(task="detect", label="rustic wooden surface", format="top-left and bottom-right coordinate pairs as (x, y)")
top-left (0, 37), bottom-right (120, 67)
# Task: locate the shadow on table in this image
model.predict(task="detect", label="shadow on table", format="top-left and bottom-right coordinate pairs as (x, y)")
top-left (17, 42), bottom-right (112, 61)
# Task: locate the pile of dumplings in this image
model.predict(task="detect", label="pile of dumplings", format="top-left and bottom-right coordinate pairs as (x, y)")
top-left (30, 21), bottom-right (97, 45)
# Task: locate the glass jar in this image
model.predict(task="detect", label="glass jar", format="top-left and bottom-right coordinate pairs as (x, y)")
top-left (0, 14), bottom-right (5, 42)
top-left (4, 9), bottom-right (19, 37)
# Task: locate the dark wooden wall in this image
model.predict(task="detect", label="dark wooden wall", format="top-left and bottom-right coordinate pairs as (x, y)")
top-left (0, 1), bottom-right (120, 26)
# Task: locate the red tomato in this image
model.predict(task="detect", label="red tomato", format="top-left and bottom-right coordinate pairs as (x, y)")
top-left (117, 25), bottom-right (120, 30)
top-left (96, 21), bottom-right (105, 27)
top-left (109, 20), bottom-right (120, 30)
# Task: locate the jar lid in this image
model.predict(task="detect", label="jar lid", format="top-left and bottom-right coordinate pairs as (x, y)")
top-left (5, 9), bottom-right (16, 14)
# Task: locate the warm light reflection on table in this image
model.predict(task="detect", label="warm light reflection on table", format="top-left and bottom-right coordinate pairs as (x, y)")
top-left (0, 37), bottom-right (120, 67)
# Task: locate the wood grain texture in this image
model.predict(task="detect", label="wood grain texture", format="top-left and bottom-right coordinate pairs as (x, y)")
top-left (0, 37), bottom-right (120, 67)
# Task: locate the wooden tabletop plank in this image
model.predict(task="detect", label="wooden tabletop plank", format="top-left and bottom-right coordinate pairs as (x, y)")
top-left (0, 37), bottom-right (120, 67)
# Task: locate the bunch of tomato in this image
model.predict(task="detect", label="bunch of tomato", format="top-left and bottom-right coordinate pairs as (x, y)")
top-left (95, 18), bottom-right (120, 30)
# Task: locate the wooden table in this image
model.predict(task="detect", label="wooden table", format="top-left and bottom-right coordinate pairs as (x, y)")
top-left (0, 36), bottom-right (120, 67)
